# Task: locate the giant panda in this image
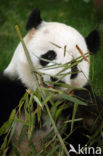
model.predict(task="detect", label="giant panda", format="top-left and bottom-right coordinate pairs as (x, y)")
top-left (0, 8), bottom-right (102, 155)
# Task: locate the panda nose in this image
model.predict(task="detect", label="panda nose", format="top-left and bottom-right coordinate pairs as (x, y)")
top-left (50, 76), bottom-right (64, 85)
top-left (50, 76), bottom-right (58, 82)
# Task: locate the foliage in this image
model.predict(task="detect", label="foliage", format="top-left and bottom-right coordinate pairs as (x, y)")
top-left (83, 0), bottom-right (91, 3)
top-left (0, 0), bottom-right (103, 155)
top-left (0, 27), bottom-right (103, 155)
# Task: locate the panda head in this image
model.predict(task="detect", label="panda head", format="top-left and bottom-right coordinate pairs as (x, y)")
top-left (4, 8), bottom-right (100, 91)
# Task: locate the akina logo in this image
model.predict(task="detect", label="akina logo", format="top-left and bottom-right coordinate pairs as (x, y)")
top-left (69, 144), bottom-right (101, 155)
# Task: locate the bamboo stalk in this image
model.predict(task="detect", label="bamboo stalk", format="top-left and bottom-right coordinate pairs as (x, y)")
top-left (15, 25), bottom-right (70, 156)
top-left (76, 44), bottom-right (89, 64)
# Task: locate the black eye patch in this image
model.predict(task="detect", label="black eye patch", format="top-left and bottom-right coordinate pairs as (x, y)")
top-left (40, 50), bottom-right (57, 66)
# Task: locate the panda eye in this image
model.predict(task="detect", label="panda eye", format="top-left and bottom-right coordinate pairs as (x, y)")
top-left (40, 50), bottom-right (57, 66)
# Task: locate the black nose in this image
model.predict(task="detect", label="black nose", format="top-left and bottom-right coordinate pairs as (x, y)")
top-left (50, 76), bottom-right (64, 87)
top-left (50, 76), bottom-right (58, 82)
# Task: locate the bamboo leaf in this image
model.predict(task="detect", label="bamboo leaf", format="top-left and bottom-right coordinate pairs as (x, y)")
top-left (18, 125), bottom-right (28, 145)
top-left (70, 103), bottom-right (78, 132)
top-left (61, 93), bottom-right (87, 106)
top-left (0, 109), bottom-right (16, 136)
top-left (29, 141), bottom-right (37, 156)
top-left (33, 95), bottom-right (43, 108)
top-left (64, 45), bottom-right (67, 57)
top-left (12, 144), bottom-right (20, 156)
top-left (65, 118), bottom-right (83, 123)
top-left (8, 121), bottom-right (17, 144)
top-left (49, 41), bottom-right (62, 48)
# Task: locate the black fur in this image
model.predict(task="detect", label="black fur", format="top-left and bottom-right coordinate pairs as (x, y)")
top-left (73, 84), bottom-right (103, 107)
top-left (40, 50), bottom-right (57, 66)
top-left (85, 30), bottom-right (100, 54)
top-left (26, 8), bottom-right (42, 31)
top-left (70, 60), bottom-right (79, 79)
top-left (0, 73), bottom-right (26, 146)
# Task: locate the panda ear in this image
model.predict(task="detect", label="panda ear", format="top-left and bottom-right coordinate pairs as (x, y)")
top-left (85, 30), bottom-right (100, 54)
top-left (26, 8), bottom-right (42, 31)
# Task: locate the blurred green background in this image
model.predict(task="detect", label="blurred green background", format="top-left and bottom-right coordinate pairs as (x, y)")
top-left (0, 0), bottom-right (103, 96)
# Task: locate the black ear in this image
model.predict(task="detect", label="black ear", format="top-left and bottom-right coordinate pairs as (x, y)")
top-left (26, 8), bottom-right (42, 31)
top-left (85, 30), bottom-right (100, 54)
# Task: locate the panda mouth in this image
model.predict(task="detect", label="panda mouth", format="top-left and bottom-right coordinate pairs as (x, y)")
top-left (41, 76), bottom-right (65, 89)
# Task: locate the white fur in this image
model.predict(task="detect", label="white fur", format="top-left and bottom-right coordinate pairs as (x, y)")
top-left (4, 21), bottom-right (90, 90)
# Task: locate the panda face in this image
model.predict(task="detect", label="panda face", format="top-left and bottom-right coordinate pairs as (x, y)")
top-left (4, 8), bottom-right (100, 91)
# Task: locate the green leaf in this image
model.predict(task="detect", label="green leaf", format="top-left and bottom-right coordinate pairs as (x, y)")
top-left (49, 41), bottom-right (62, 48)
top-left (1, 147), bottom-right (8, 156)
top-left (70, 103), bottom-right (78, 132)
top-left (12, 144), bottom-right (20, 156)
top-left (33, 95), bottom-right (42, 108)
top-left (64, 45), bottom-right (67, 57)
top-left (47, 144), bottom-right (59, 156)
top-left (0, 135), bottom-right (8, 154)
top-left (8, 121), bottom-right (17, 144)
top-left (43, 93), bottom-right (54, 105)
top-left (0, 109), bottom-right (16, 136)
top-left (55, 107), bottom-right (63, 121)
top-left (65, 118), bottom-right (83, 123)
top-left (61, 93), bottom-right (87, 106)
top-left (29, 141), bottom-right (37, 156)
top-left (18, 125), bottom-right (28, 145)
